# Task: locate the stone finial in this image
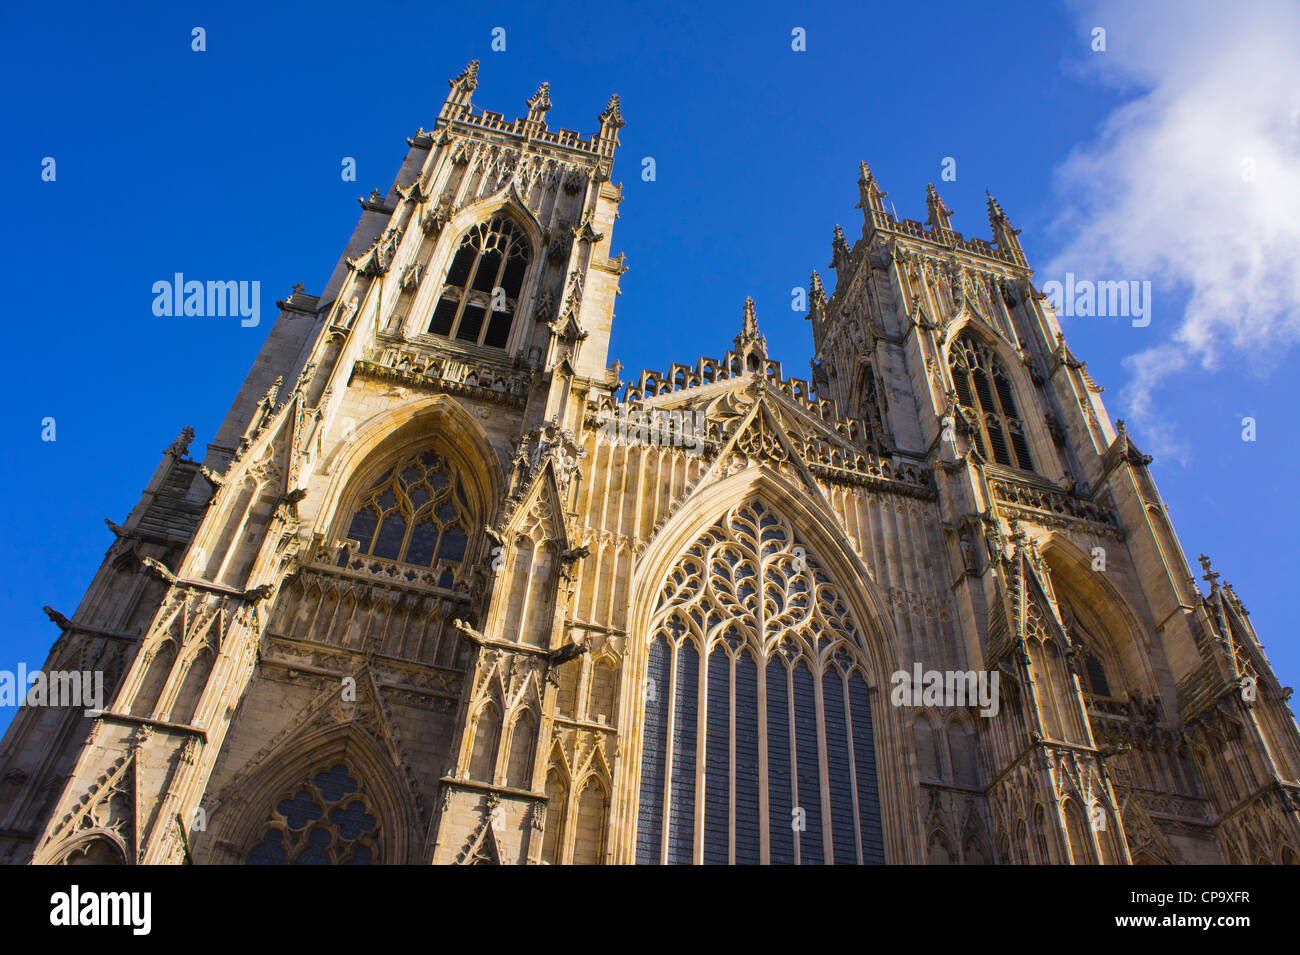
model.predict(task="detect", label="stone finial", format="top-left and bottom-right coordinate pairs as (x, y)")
top-left (856, 161), bottom-right (887, 212)
top-left (829, 224), bottom-right (850, 271)
top-left (925, 183), bottom-right (952, 231)
top-left (1198, 554), bottom-right (1220, 588)
top-left (449, 60), bottom-right (480, 92)
top-left (733, 296), bottom-right (767, 360)
top-left (810, 269), bottom-right (827, 304)
top-left (986, 190), bottom-right (1022, 252)
top-left (598, 94), bottom-right (625, 133)
top-left (986, 189), bottom-right (1006, 225)
top-left (526, 82), bottom-right (551, 117)
top-left (167, 425), bottom-right (196, 459)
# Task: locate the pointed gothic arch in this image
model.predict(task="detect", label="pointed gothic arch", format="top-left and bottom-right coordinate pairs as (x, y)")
top-left (202, 724), bottom-right (421, 865)
top-left (626, 492), bottom-right (899, 865)
top-left (621, 467), bottom-right (912, 863)
top-left (940, 318), bottom-right (1052, 476)
top-left (404, 189), bottom-right (545, 354)
top-left (1041, 535), bottom-right (1160, 703)
top-left (313, 397), bottom-right (503, 568)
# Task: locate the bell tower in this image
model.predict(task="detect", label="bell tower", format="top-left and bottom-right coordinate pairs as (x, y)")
top-left (0, 63), bottom-right (629, 865)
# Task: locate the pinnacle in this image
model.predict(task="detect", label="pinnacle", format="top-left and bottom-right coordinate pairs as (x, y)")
top-left (733, 296), bottom-right (767, 357)
top-left (986, 189), bottom-right (1007, 223)
top-left (599, 94), bottom-right (625, 128)
top-left (450, 60), bottom-right (480, 89)
top-left (527, 81), bottom-right (552, 112)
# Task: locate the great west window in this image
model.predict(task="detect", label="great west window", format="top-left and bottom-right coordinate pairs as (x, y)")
top-left (635, 501), bottom-right (885, 864)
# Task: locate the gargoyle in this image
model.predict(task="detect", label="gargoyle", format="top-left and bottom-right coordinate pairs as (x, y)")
top-left (559, 545), bottom-right (590, 563)
top-left (141, 556), bottom-right (177, 583)
top-left (43, 606), bottom-right (71, 631)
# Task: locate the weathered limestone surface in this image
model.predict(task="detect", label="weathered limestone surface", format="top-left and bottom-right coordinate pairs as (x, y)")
top-left (1, 65), bottom-right (1296, 866)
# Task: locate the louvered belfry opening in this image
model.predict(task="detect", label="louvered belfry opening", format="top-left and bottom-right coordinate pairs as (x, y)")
top-left (948, 336), bottom-right (1034, 471)
top-left (634, 501), bottom-right (885, 864)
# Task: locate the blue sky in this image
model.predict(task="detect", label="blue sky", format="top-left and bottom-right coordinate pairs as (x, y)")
top-left (2, 0), bottom-right (1297, 735)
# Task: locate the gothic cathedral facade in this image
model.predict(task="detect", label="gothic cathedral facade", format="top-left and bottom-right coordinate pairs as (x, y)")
top-left (3, 63), bottom-right (1298, 865)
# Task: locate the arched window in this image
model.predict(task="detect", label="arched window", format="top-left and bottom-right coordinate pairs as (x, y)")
top-left (1033, 805), bottom-right (1051, 863)
top-left (468, 702), bottom-right (501, 783)
top-left (428, 216), bottom-right (531, 348)
top-left (245, 763), bottom-right (380, 865)
top-left (947, 719), bottom-right (979, 788)
top-left (505, 710), bottom-right (537, 789)
top-left (634, 501), bottom-right (885, 865)
top-left (541, 769), bottom-right (567, 864)
top-left (1063, 798), bottom-right (1097, 865)
top-left (913, 713), bottom-right (941, 781)
top-left (572, 780), bottom-right (608, 865)
top-left (342, 448), bottom-right (472, 574)
top-left (61, 838), bottom-right (126, 865)
top-left (1059, 601), bottom-right (1114, 699)
top-left (948, 336), bottom-right (1034, 471)
top-left (1081, 650), bottom-right (1111, 698)
top-left (131, 638), bottom-right (178, 718)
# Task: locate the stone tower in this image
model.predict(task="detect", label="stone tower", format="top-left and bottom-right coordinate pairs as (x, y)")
top-left (1, 68), bottom-right (1297, 865)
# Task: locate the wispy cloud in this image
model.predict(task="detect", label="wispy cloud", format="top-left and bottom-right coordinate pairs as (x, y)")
top-left (1046, 0), bottom-right (1300, 461)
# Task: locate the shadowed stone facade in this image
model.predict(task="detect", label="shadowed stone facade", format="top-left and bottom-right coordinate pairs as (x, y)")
top-left (2, 63), bottom-right (1297, 865)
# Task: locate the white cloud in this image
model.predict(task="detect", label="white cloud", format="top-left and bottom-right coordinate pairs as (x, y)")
top-left (1046, 0), bottom-right (1300, 461)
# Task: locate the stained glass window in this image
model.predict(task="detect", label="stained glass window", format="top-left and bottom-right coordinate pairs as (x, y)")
top-left (635, 501), bottom-right (884, 865)
top-left (343, 448), bottom-right (472, 574)
top-left (246, 763), bottom-right (380, 865)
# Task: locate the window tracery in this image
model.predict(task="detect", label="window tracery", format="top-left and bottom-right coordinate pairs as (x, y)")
top-left (428, 216), bottom-right (531, 348)
top-left (342, 448), bottom-right (472, 578)
top-left (948, 336), bottom-right (1034, 471)
top-left (245, 763), bottom-right (380, 865)
top-left (635, 500), bottom-right (884, 865)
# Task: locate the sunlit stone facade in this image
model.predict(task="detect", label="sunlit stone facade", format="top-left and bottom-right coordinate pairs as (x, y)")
top-left (2, 64), bottom-right (1297, 865)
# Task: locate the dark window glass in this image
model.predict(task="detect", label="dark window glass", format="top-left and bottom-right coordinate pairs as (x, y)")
top-left (456, 303), bottom-right (486, 342)
top-left (949, 336), bottom-right (1034, 472)
top-left (427, 216), bottom-right (531, 347)
top-left (245, 763), bottom-right (380, 865)
top-left (340, 448), bottom-right (473, 571)
top-left (483, 311), bottom-right (512, 349)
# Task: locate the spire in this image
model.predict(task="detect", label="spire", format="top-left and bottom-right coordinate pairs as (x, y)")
top-left (829, 224), bottom-right (851, 273)
top-left (925, 183), bottom-right (953, 232)
top-left (526, 81), bottom-right (552, 123)
top-left (808, 270), bottom-right (828, 324)
top-left (856, 161), bottom-right (887, 215)
top-left (442, 60), bottom-right (480, 117)
top-left (733, 296), bottom-right (767, 360)
top-left (1198, 554), bottom-right (1221, 594)
top-left (598, 94), bottom-right (625, 136)
top-left (810, 270), bottom-right (827, 303)
top-left (986, 190), bottom-right (1007, 228)
top-left (450, 60), bottom-right (479, 92)
top-left (986, 189), bottom-right (1025, 264)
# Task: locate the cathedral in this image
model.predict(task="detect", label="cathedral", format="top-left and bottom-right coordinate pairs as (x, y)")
top-left (3, 62), bottom-right (1298, 866)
